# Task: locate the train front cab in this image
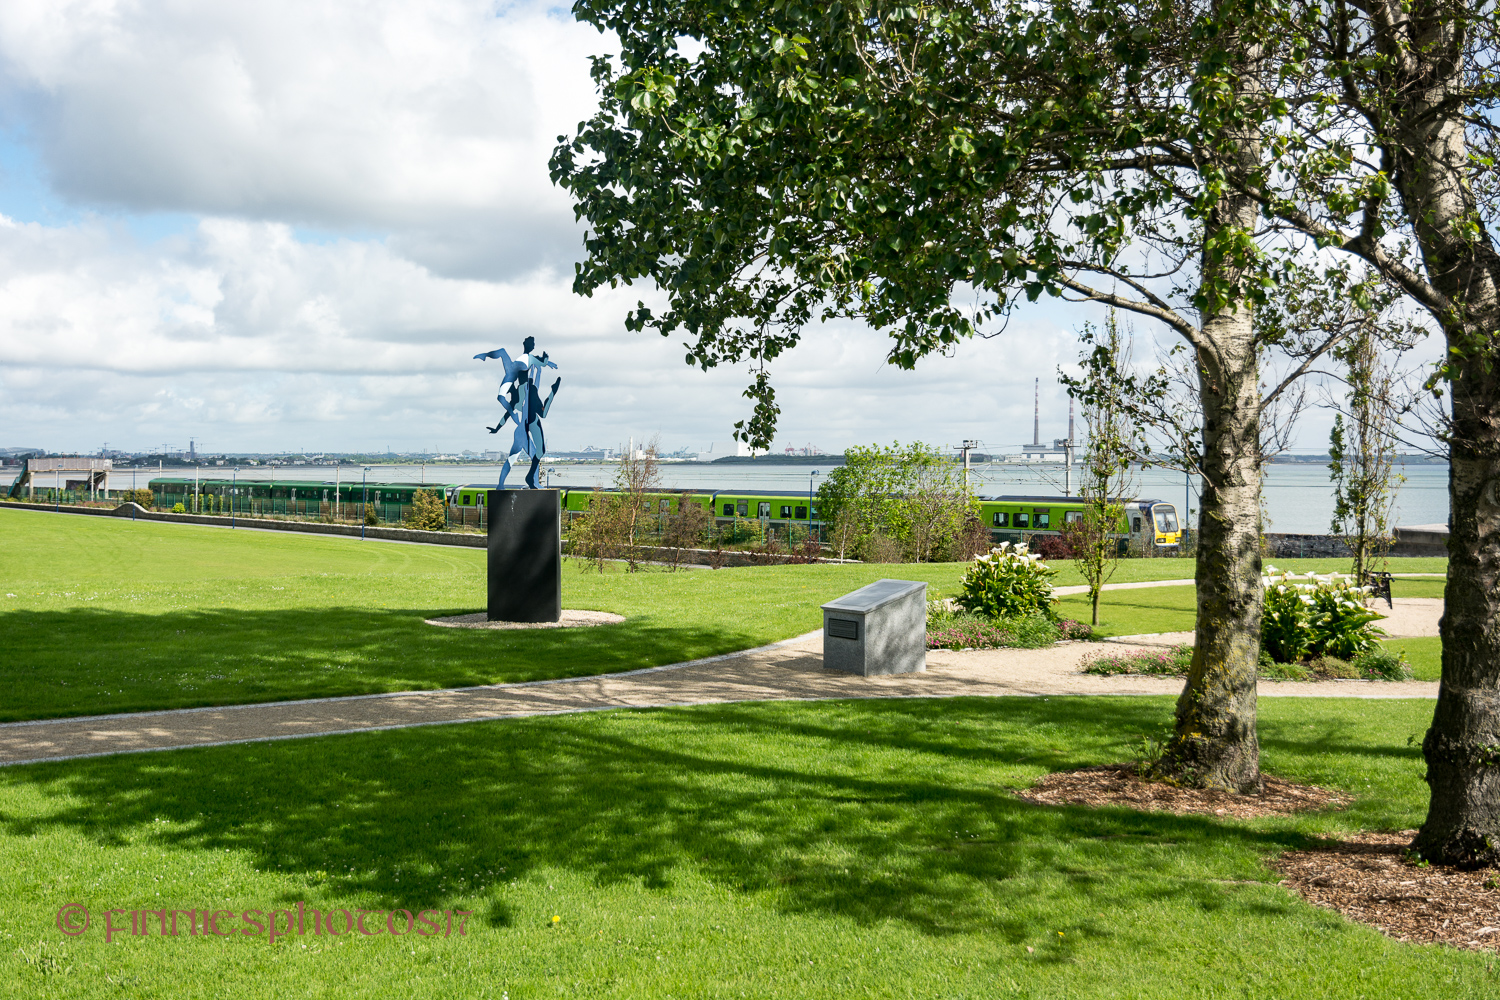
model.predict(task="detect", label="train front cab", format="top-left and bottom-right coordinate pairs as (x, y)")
top-left (1129, 500), bottom-right (1182, 551)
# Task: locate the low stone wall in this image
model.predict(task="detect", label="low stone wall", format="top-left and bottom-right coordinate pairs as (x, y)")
top-left (1262, 533), bottom-right (1352, 559)
top-left (1263, 531), bottom-right (1447, 559)
top-left (0, 501), bottom-right (856, 565)
top-left (1, 500), bottom-right (487, 548)
top-left (1391, 525), bottom-right (1449, 558)
top-left (573, 543), bottom-right (855, 568)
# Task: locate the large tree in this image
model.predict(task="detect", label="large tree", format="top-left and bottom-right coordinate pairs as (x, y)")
top-left (1273, 0), bottom-right (1500, 866)
top-left (553, 0), bottom-right (1368, 790)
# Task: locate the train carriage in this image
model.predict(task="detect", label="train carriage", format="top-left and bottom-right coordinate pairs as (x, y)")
top-left (155, 477), bottom-right (1182, 552)
top-left (148, 476), bottom-right (457, 520)
top-left (977, 495), bottom-right (1182, 550)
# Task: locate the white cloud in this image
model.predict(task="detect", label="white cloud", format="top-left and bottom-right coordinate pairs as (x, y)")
top-left (0, 209), bottom-right (1107, 453)
top-left (0, 0), bottom-right (602, 277)
top-left (0, 0), bottom-right (1393, 457)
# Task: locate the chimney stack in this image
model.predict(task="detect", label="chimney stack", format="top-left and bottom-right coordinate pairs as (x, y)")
top-left (1033, 379), bottom-right (1040, 447)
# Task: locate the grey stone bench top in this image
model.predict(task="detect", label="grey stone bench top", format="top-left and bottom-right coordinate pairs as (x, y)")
top-left (821, 579), bottom-right (926, 614)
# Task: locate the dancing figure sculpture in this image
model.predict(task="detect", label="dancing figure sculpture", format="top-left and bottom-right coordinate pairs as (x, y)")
top-left (474, 336), bottom-right (561, 489)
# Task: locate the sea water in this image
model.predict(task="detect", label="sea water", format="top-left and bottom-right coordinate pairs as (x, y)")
top-left (5, 460), bottom-right (1447, 535)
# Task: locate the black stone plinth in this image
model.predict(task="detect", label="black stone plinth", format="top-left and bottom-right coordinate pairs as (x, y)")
top-left (487, 489), bottom-right (561, 623)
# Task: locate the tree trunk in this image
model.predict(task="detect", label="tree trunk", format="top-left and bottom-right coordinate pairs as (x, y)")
top-left (1152, 320), bottom-right (1265, 793)
top-left (1151, 14), bottom-right (1265, 792)
top-left (1373, 0), bottom-right (1500, 866)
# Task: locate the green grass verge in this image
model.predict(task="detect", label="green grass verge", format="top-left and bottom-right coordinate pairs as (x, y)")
top-left (1382, 637), bottom-right (1442, 682)
top-left (0, 512), bottom-right (971, 721)
top-left (1055, 586), bottom-right (1198, 637)
top-left (2, 695), bottom-right (1487, 998)
top-left (1392, 578), bottom-right (1445, 599)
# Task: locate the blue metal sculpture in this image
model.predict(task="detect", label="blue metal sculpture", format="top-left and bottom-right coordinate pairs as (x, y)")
top-left (474, 336), bottom-right (561, 489)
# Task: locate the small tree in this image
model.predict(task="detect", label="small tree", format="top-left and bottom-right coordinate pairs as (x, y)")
top-left (1066, 316), bottom-right (1138, 626)
top-left (817, 444), bottom-right (901, 560)
top-left (662, 491), bottom-right (710, 570)
top-left (405, 489), bottom-right (448, 532)
top-left (613, 438), bottom-right (663, 570)
top-left (817, 441), bottom-right (973, 562)
top-left (571, 487), bottom-right (624, 572)
top-left (1328, 317), bottom-right (1406, 584)
top-left (896, 448), bottom-right (977, 563)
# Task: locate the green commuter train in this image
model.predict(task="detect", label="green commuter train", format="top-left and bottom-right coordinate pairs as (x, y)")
top-left (449, 484), bottom-right (1183, 549)
top-left (145, 476), bottom-right (448, 520)
top-left (145, 477), bottom-right (1182, 549)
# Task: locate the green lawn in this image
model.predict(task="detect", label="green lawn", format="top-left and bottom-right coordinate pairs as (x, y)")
top-left (1056, 587), bottom-right (1198, 637)
top-left (2, 695), bottom-right (1488, 998)
top-left (1383, 637), bottom-right (1442, 681)
top-left (0, 511), bottom-right (1448, 721)
top-left (1390, 578), bottom-right (1446, 599)
top-left (0, 511), bottom-right (979, 722)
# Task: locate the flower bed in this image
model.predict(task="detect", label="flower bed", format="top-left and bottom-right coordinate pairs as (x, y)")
top-left (926, 606), bottom-right (1092, 650)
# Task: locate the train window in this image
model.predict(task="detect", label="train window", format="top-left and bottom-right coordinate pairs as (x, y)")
top-left (723, 503), bottom-right (735, 516)
top-left (1013, 512), bottom-right (1030, 529)
top-left (1035, 513), bottom-right (1050, 528)
top-left (1132, 517), bottom-right (1142, 533)
top-left (758, 502), bottom-right (771, 518)
top-left (992, 511), bottom-right (1009, 527)
top-left (1064, 510), bottom-right (1082, 524)
top-left (737, 501), bottom-right (749, 516)
top-left (659, 499), bottom-right (670, 511)
top-left (795, 506), bottom-right (807, 519)
top-left (1154, 507), bottom-right (1179, 532)
top-left (462, 495), bottom-right (472, 505)
top-left (779, 505), bottom-right (792, 518)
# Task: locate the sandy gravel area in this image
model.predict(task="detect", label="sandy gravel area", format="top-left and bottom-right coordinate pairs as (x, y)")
top-left (425, 610), bottom-right (625, 630)
top-left (0, 595), bottom-right (1442, 766)
top-left (1372, 597), bottom-right (1443, 638)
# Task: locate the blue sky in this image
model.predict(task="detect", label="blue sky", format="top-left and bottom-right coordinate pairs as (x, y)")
top-left (0, 0), bottom-right (1431, 458)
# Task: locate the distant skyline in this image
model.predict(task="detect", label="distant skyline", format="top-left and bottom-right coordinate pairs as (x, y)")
top-left (0, 1), bottom-right (1441, 458)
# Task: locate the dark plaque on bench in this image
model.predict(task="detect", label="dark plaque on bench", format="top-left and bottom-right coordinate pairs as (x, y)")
top-left (487, 489), bottom-right (561, 622)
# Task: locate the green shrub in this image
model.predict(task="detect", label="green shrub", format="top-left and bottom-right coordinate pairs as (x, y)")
top-left (1352, 648), bottom-right (1413, 681)
top-left (719, 518), bottom-right (756, 545)
top-left (1261, 567), bottom-right (1386, 664)
top-left (924, 607), bottom-right (1073, 650)
top-left (1309, 656), bottom-right (1360, 679)
top-left (364, 504), bottom-right (379, 526)
top-left (1081, 645), bottom-right (1194, 676)
top-left (404, 489), bottom-right (447, 531)
top-left (171, 503), bottom-right (186, 514)
top-left (956, 543), bottom-right (1056, 619)
top-left (119, 489), bottom-right (155, 509)
top-left (1259, 658), bottom-right (1312, 681)
top-left (855, 531), bottom-right (903, 564)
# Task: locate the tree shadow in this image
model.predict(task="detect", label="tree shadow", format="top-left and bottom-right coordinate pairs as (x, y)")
top-left (0, 607), bottom-right (764, 722)
top-left (0, 698), bottom-right (1339, 940)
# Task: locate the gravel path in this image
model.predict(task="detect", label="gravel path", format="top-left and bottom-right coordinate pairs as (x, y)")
top-left (0, 598), bottom-right (1442, 767)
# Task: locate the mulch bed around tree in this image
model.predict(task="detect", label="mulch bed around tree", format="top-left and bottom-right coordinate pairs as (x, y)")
top-left (1273, 831), bottom-right (1500, 952)
top-left (1014, 764), bottom-right (1348, 818)
top-left (1020, 769), bottom-right (1500, 952)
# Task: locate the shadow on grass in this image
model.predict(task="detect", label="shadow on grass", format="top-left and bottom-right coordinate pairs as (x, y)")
top-left (0, 697), bottom-right (1345, 939)
top-left (0, 607), bottom-right (764, 722)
